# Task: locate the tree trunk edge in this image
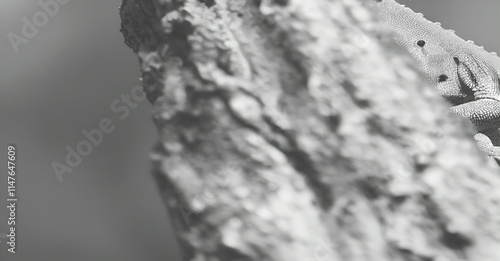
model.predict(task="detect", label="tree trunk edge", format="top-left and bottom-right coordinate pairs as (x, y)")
top-left (120, 0), bottom-right (500, 260)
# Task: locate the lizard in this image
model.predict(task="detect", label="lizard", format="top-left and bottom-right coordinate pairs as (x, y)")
top-left (374, 0), bottom-right (500, 166)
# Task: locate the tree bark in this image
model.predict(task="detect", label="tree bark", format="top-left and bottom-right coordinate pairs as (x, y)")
top-left (120, 0), bottom-right (500, 260)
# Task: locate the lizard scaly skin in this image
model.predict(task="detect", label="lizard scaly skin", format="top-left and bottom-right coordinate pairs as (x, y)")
top-left (375, 0), bottom-right (500, 165)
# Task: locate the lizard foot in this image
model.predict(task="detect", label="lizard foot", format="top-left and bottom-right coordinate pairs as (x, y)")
top-left (450, 99), bottom-right (500, 130)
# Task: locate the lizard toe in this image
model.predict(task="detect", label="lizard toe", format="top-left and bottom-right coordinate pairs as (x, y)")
top-left (474, 132), bottom-right (500, 159)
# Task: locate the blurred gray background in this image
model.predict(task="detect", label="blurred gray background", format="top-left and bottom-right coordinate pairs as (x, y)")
top-left (0, 0), bottom-right (498, 260)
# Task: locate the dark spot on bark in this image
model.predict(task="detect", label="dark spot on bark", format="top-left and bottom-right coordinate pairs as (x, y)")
top-left (199, 0), bottom-right (215, 8)
top-left (326, 115), bottom-right (341, 132)
top-left (273, 0), bottom-right (289, 6)
top-left (453, 57), bottom-right (460, 65)
top-left (342, 79), bottom-right (370, 108)
top-left (166, 21), bottom-right (194, 61)
top-left (417, 40), bottom-right (426, 47)
top-left (440, 231), bottom-right (473, 250)
top-left (355, 177), bottom-right (390, 200)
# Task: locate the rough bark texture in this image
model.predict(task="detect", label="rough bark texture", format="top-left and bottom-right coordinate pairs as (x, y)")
top-left (120, 0), bottom-right (500, 260)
